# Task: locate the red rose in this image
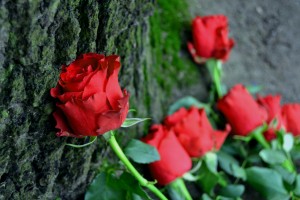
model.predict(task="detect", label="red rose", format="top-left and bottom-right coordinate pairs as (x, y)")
top-left (142, 125), bottom-right (192, 185)
top-left (187, 15), bottom-right (234, 63)
top-left (217, 84), bottom-right (267, 136)
top-left (50, 53), bottom-right (129, 138)
top-left (282, 104), bottom-right (300, 136)
top-left (164, 107), bottom-right (230, 157)
top-left (257, 95), bottom-right (284, 140)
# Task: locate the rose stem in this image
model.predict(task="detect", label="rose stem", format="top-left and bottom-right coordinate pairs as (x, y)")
top-left (207, 59), bottom-right (223, 99)
top-left (108, 131), bottom-right (168, 200)
top-left (169, 178), bottom-right (192, 200)
top-left (213, 60), bottom-right (223, 99)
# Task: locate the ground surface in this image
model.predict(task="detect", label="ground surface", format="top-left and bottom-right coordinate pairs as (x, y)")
top-left (190, 0), bottom-right (300, 103)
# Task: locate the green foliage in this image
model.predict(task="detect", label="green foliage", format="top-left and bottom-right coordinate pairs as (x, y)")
top-left (121, 118), bottom-right (151, 128)
top-left (167, 96), bottom-right (211, 115)
top-left (246, 167), bottom-right (290, 200)
top-left (150, 0), bottom-right (199, 94)
top-left (85, 172), bottom-right (126, 200)
top-left (259, 149), bottom-right (287, 165)
top-left (218, 184), bottom-right (245, 198)
top-left (293, 175), bottom-right (300, 197)
top-left (85, 172), bottom-right (151, 200)
top-left (124, 139), bottom-right (160, 164)
top-left (217, 151), bottom-right (246, 181)
top-left (198, 161), bottom-right (220, 195)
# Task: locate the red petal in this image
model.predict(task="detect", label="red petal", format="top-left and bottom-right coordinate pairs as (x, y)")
top-left (164, 107), bottom-right (188, 126)
top-left (82, 69), bottom-right (107, 99)
top-left (53, 109), bottom-right (83, 138)
top-left (213, 124), bottom-right (231, 150)
top-left (105, 61), bottom-right (123, 110)
top-left (96, 92), bottom-right (129, 135)
top-left (282, 104), bottom-right (300, 136)
top-left (57, 100), bottom-right (97, 137)
top-left (192, 16), bottom-right (214, 58)
top-left (143, 126), bottom-right (192, 185)
top-left (217, 84), bottom-right (267, 136)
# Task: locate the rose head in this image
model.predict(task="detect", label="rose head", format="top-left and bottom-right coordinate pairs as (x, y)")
top-left (217, 84), bottom-right (267, 136)
top-left (50, 53), bottom-right (129, 137)
top-left (257, 95), bottom-right (284, 141)
top-left (187, 15), bottom-right (234, 63)
top-left (142, 125), bottom-right (192, 185)
top-left (164, 107), bottom-right (230, 157)
top-left (282, 104), bottom-right (300, 136)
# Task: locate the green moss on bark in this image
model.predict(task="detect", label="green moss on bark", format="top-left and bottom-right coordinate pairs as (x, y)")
top-left (0, 0), bottom-right (206, 199)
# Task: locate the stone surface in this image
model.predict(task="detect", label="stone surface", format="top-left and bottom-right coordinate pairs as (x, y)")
top-left (0, 0), bottom-right (206, 199)
top-left (190, 0), bottom-right (300, 103)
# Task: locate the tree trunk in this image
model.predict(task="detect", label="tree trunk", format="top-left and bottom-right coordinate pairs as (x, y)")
top-left (0, 0), bottom-right (205, 199)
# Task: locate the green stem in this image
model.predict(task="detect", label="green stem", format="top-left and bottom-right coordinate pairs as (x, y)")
top-left (251, 125), bottom-right (270, 149)
top-left (213, 61), bottom-right (223, 99)
top-left (169, 178), bottom-right (192, 200)
top-left (207, 59), bottom-right (223, 99)
top-left (108, 132), bottom-right (168, 200)
top-left (282, 154), bottom-right (296, 173)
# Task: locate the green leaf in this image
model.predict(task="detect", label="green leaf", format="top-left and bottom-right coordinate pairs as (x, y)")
top-left (124, 139), bottom-right (160, 164)
top-left (272, 165), bottom-right (296, 185)
top-left (259, 149), bottom-right (287, 165)
top-left (246, 85), bottom-right (263, 94)
top-left (183, 172), bottom-right (200, 182)
top-left (167, 178), bottom-right (192, 200)
top-left (217, 151), bottom-right (246, 180)
top-left (198, 161), bottom-right (219, 194)
top-left (283, 134), bottom-right (294, 152)
top-left (66, 136), bottom-right (97, 148)
top-left (85, 172), bottom-right (126, 200)
top-left (246, 167), bottom-right (290, 200)
top-left (118, 172), bottom-right (151, 200)
top-left (201, 194), bottom-right (213, 200)
top-left (128, 109), bottom-right (136, 113)
top-left (219, 184), bottom-right (245, 198)
top-left (167, 96), bottom-right (211, 115)
top-left (293, 174), bottom-right (300, 197)
top-left (121, 118), bottom-right (151, 128)
top-left (205, 152), bottom-right (218, 174)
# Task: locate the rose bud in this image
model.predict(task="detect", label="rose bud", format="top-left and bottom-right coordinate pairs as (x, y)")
top-left (257, 95), bottom-right (284, 141)
top-left (50, 53), bottom-right (129, 138)
top-left (217, 84), bottom-right (267, 136)
top-left (142, 125), bottom-right (192, 185)
top-left (282, 104), bottom-right (300, 136)
top-left (187, 15), bottom-right (235, 63)
top-left (164, 107), bottom-right (230, 158)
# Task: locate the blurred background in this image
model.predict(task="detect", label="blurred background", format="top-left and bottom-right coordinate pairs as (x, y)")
top-left (191, 0), bottom-right (300, 103)
top-left (0, 0), bottom-right (299, 199)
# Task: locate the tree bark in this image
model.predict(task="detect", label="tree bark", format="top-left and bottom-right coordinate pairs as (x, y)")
top-left (0, 0), bottom-right (206, 199)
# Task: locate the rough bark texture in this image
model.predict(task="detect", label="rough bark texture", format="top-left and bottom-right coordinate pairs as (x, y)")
top-left (0, 0), bottom-right (205, 199)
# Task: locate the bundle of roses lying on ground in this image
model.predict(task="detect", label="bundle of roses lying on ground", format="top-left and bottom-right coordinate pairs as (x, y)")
top-left (50, 12), bottom-right (300, 200)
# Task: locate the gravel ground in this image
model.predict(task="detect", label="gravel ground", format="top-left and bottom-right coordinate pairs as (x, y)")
top-left (189, 0), bottom-right (300, 103)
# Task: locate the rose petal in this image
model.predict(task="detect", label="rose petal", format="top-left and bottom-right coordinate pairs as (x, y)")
top-left (53, 109), bottom-right (83, 138)
top-left (57, 99), bottom-right (97, 136)
top-left (96, 92), bottom-right (129, 135)
top-left (282, 104), bottom-right (300, 136)
top-left (82, 69), bottom-right (107, 99)
top-left (217, 84), bottom-right (268, 136)
top-left (105, 58), bottom-right (123, 110)
top-left (164, 107), bottom-right (188, 126)
top-left (213, 124), bottom-right (231, 150)
top-left (142, 125), bottom-right (192, 185)
top-left (192, 16), bottom-right (215, 58)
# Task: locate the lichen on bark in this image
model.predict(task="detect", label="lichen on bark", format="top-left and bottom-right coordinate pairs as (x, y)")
top-left (0, 0), bottom-right (206, 199)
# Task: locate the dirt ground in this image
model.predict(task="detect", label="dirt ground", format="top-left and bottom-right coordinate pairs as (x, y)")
top-left (189, 0), bottom-right (300, 103)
